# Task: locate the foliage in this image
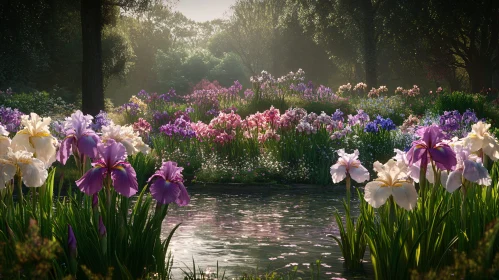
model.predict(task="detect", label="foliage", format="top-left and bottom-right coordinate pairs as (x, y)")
top-left (434, 92), bottom-right (486, 118)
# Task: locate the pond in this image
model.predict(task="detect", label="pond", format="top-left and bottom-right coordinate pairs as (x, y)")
top-left (162, 185), bottom-right (372, 279)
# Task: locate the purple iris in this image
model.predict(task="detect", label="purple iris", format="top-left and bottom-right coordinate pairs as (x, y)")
top-left (76, 139), bottom-right (138, 197)
top-left (407, 125), bottom-right (457, 171)
top-left (332, 109), bottom-right (344, 122)
top-left (148, 161), bottom-right (190, 206)
top-left (57, 110), bottom-right (100, 165)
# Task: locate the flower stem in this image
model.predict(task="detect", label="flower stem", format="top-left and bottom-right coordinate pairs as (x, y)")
top-left (345, 174), bottom-right (351, 212)
top-left (16, 173), bottom-right (24, 220)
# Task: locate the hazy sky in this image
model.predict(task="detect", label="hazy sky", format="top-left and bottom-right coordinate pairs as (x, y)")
top-left (174, 0), bottom-right (236, 22)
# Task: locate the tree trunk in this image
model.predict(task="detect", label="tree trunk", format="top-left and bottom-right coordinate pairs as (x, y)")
top-left (361, 0), bottom-right (377, 88)
top-left (81, 0), bottom-right (104, 115)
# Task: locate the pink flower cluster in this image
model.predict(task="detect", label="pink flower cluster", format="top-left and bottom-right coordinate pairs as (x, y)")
top-left (395, 85), bottom-right (421, 97)
top-left (190, 111), bottom-right (242, 145)
top-left (280, 108), bottom-right (307, 129)
top-left (242, 106), bottom-right (282, 143)
top-left (133, 118), bottom-right (151, 138)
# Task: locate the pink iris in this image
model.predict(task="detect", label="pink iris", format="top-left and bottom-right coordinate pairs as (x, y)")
top-left (407, 125), bottom-right (456, 171)
top-left (76, 139), bottom-right (138, 197)
top-left (148, 161), bottom-right (190, 206)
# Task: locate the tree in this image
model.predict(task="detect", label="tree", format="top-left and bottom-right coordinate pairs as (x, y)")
top-left (224, 0), bottom-right (285, 75)
top-left (288, 0), bottom-right (389, 87)
top-left (80, 0), bottom-right (154, 115)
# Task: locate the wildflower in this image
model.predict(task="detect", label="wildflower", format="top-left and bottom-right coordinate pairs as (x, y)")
top-left (76, 139), bottom-right (138, 197)
top-left (463, 121), bottom-right (499, 161)
top-left (147, 161), bottom-right (190, 206)
top-left (407, 125), bottom-right (457, 171)
top-left (11, 113), bottom-right (57, 166)
top-left (57, 110), bottom-right (100, 165)
top-left (0, 148), bottom-right (48, 188)
top-left (364, 159), bottom-right (418, 210)
top-left (330, 149), bottom-right (369, 183)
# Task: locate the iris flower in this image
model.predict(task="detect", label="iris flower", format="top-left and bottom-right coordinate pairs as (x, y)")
top-left (57, 110), bottom-right (100, 164)
top-left (76, 139), bottom-right (138, 197)
top-left (0, 148), bottom-right (48, 188)
top-left (330, 149), bottom-right (369, 184)
top-left (364, 159), bottom-right (418, 210)
top-left (101, 123), bottom-right (150, 155)
top-left (11, 113), bottom-right (57, 166)
top-left (148, 161), bottom-right (190, 206)
top-left (464, 121), bottom-right (499, 161)
top-left (443, 141), bottom-right (491, 193)
top-left (407, 125), bottom-right (456, 171)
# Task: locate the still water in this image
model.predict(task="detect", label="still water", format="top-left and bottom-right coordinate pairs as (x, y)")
top-left (162, 185), bottom-right (371, 279)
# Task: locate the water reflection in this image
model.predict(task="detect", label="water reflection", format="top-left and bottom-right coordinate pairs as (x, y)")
top-left (162, 185), bottom-right (370, 278)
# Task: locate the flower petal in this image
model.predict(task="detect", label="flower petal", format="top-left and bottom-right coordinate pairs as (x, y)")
top-left (150, 177), bottom-right (181, 205)
top-left (483, 135), bottom-right (499, 161)
top-left (0, 160), bottom-right (16, 188)
top-left (0, 136), bottom-right (11, 157)
top-left (445, 170), bottom-right (462, 193)
top-left (77, 133), bottom-right (100, 159)
top-left (175, 182), bottom-right (190, 206)
top-left (349, 165), bottom-right (370, 183)
top-left (391, 182), bottom-right (418, 210)
top-left (30, 135), bottom-right (57, 166)
top-left (330, 163), bottom-right (346, 183)
top-left (364, 181), bottom-right (392, 208)
top-left (463, 160), bottom-right (491, 186)
top-left (429, 145), bottom-right (456, 171)
top-left (76, 166), bottom-right (106, 195)
top-left (57, 136), bottom-right (75, 165)
top-left (18, 158), bottom-right (48, 187)
top-left (110, 163), bottom-right (138, 197)
top-left (11, 133), bottom-right (35, 154)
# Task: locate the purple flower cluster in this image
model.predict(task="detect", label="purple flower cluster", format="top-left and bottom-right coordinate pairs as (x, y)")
top-left (332, 109), bottom-right (344, 122)
top-left (118, 102), bottom-right (140, 116)
top-left (0, 106), bottom-right (24, 133)
top-left (159, 116), bottom-right (196, 139)
top-left (160, 89), bottom-right (176, 102)
top-left (153, 111), bottom-right (169, 126)
top-left (348, 110), bottom-right (370, 127)
top-left (439, 109), bottom-right (479, 137)
top-left (364, 115), bottom-right (396, 133)
top-left (92, 110), bottom-right (112, 132)
top-left (228, 81), bottom-right (243, 97)
top-left (244, 89), bottom-right (255, 99)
